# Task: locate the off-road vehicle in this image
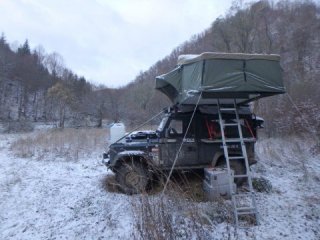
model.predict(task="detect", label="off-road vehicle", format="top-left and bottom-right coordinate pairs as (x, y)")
top-left (102, 105), bottom-right (263, 194)
top-left (103, 52), bottom-right (284, 194)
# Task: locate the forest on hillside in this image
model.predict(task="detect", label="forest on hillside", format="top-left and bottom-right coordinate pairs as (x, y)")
top-left (0, 38), bottom-right (99, 129)
top-left (0, 0), bottom-right (319, 136)
top-left (117, 0), bottom-right (320, 136)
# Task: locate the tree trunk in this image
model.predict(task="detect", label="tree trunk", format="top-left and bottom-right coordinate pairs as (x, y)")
top-left (59, 102), bottom-right (65, 128)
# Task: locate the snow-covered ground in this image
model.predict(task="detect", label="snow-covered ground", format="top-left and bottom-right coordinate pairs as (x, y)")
top-left (0, 131), bottom-right (319, 239)
top-left (0, 132), bottom-right (134, 239)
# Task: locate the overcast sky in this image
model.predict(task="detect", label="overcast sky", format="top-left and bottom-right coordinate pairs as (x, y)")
top-left (0, 0), bottom-right (234, 87)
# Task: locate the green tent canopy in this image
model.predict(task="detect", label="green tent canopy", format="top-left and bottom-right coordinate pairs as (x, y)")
top-left (155, 52), bottom-right (285, 105)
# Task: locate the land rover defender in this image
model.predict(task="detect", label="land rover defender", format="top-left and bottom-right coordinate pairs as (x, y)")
top-left (102, 105), bottom-right (263, 194)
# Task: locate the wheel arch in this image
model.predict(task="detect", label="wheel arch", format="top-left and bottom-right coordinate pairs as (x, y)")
top-left (113, 152), bottom-right (150, 170)
top-left (211, 151), bottom-right (224, 166)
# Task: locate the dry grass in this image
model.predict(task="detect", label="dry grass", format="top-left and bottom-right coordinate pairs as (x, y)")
top-left (98, 169), bottom-right (235, 239)
top-left (131, 194), bottom-right (209, 239)
top-left (130, 173), bottom-right (234, 240)
top-left (101, 174), bottom-right (121, 193)
top-left (10, 128), bottom-right (108, 161)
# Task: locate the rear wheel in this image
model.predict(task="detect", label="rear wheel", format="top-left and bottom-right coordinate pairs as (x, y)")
top-left (115, 161), bottom-right (150, 194)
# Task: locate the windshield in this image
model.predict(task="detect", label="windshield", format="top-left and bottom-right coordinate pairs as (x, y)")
top-left (157, 116), bottom-right (169, 132)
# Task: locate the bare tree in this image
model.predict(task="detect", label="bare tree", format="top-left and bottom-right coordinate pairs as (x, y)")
top-left (44, 52), bottom-right (65, 78)
top-left (47, 82), bottom-right (74, 128)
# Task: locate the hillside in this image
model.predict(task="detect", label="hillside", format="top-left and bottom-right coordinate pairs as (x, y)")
top-left (0, 0), bottom-right (319, 136)
top-left (0, 38), bottom-right (106, 130)
top-left (112, 0), bottom-right (320, 135)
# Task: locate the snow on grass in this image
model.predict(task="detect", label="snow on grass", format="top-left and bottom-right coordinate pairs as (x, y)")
top-left (247, 136), bottom-right (320, 240)
top-left (0, 131), bottom-right (319, 239)
top-left (0, 130), bottom-right (134, 239)
top-left (9, 128), bottom-right (108, 161)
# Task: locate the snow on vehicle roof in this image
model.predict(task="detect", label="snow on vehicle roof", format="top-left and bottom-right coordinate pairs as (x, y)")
top-left (177, 52), bottom-right (280, 65)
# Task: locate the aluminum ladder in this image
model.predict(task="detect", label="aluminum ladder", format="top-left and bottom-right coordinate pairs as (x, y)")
top-left (217, 99), bottom-right (259, 228)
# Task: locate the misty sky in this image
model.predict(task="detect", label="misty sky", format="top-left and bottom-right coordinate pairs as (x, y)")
top-left (0, 0), bottom-right (234, 87)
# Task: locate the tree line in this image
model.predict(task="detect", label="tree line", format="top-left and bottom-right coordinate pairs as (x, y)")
top-left (0, 0), bottom-right (319, 136)
top-left (0, 36), bottom-right (102, 128)
top-left (108, 0), bottom-right (320, 136)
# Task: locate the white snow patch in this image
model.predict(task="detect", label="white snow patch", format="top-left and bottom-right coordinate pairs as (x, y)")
top-left (0, 133), bottom-right (133, 239)
top-left (0, 132), bottom-right (319, 239)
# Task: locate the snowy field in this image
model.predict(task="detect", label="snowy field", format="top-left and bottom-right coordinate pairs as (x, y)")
top-left (0, 130), bottom-right (319, 239)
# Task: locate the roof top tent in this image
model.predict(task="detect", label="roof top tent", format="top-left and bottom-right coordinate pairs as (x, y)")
top-left (155, 52), bottom-right (285, 106)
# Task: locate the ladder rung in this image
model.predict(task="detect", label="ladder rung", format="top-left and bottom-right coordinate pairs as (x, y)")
top-left (224, 138), bottom-right (256, 143)
top-left (220, 108), bottom-right (236, 111)
top-left (224, 139), bottom-right (241, 143)
top-left (234, 174), bottom-right (249, 178)
top-left (228, 156), bottom-right (244, 160)
top-left (223, 123), bottom-right (238, 127)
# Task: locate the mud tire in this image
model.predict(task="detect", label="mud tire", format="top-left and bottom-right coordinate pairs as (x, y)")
top-left (115, 161), bottom-right (149, 194)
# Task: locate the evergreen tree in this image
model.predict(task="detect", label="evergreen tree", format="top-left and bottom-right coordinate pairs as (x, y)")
top-left (0, 32), bottom-right (7, 47)
top-left (17, 39), bottom-right (31, 56)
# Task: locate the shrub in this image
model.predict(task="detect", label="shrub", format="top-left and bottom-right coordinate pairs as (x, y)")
top-left (252, 177), bottom-right (272, 193)
top-left (131, 174), bottom-right (234, 239)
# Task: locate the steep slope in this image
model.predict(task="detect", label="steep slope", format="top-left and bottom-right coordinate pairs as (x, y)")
top-left (114, 0), bottom-right (320, 135)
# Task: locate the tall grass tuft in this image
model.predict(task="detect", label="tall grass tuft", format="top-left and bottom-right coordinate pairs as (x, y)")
top-left (10, 128), bottom-right (108, 161)
top-left (131, 173), bottom-right (234, 239)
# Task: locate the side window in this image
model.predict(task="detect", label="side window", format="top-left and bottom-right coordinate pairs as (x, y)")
top-left (185, 119), bottom-right (196, 138)
top-left (168, 119), bottom-right (183, 136)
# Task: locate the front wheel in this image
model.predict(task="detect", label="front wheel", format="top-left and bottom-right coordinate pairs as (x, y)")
top-left (115, 161), bottom-right (150, 194)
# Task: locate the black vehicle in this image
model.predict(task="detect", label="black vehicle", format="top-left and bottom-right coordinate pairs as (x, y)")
top-left (102, 105), bottom-right (263, 194)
